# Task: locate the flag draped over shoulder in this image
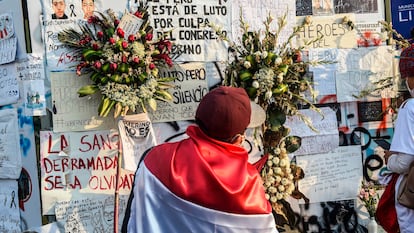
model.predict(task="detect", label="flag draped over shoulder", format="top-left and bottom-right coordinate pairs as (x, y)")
top-left (123, 125), bottom-right (277, 233)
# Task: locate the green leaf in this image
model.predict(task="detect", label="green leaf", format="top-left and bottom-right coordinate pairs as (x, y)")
top-left (148, 98), bottom-right (157, 111)
top-left (77, 85), bottom-right (99, 97)
top-left (268, 110), bottom-right (286, 128)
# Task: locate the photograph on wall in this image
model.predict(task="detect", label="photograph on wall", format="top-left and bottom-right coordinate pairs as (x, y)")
top-left (333, 0), bottom-right (385, 22)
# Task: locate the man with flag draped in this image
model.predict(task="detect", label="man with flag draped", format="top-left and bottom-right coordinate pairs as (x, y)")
top-left (122, 86), bottom-right (277, 233)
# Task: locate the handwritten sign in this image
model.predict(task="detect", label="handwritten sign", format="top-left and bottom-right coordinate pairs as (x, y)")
top-left (0, 63), bottom-right (19, 106)
top-left (42, 19), bottom-right (80, 71)
top-left (118, 12), bottom-right (144, 38)
top-left (40, 130), bottom-right (134, 215)
top-left (335, 46), bottom-right (396, 102)
top-left (296, 14), bottom-right (357, 49)
top-left (297, 145), bottom-right (362, 203)
top-left (308, 48), bottom-right (339, 103)
top-left (55, 194), bottom-right (129, 232)
top-left (0, 180), bottom-right (20, 232)
top-left (118, 113), bottom-right (157, 172)
top-left (50, 72), bottom-right (116, 132)
top-left (148, 62), bottom-right (209, 122)
top-left (233, 0), bottom-right (296, 47)
top-left (0, 37), bottom-right (16, 65)
top-left (0, 108), bottom-right (21, 179)
top-left (147, 0), bottom-right (231, 62)
top-left (16, 54), bottom-right (47, 116)
top-left (16, 54), bottom-right (46, 81)
top-left (0, 13), bottom-right (17, 65)
top-left (284, 107), bottom-right (339, 156)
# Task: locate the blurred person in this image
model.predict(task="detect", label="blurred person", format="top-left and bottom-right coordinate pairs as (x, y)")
top-left (383, 44), bottom-right (414, 233)
top-left (122, 86), bottom-right (277, 233)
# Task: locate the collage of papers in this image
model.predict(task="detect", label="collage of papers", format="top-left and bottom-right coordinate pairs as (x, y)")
top-left (1, 0), bottom-right (413, 232)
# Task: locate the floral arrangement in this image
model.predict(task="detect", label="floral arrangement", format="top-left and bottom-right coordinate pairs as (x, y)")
top-left (58, 2), bottom-right (177, 118)
top-left (359, 180), bottom-right (379, 218)
top-left (210, 12), bottom-right (325, 217)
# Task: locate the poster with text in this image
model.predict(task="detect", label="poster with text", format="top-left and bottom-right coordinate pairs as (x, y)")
top-left (118, 113), bottom-right (157, 172)
top-left (335, 46), bottom-right (396, 102)
top-left (391, 0), bottom-right (414, 41)
top-left (0, 180), bottom-right (20, 232)
top-left (42, 18), bottom-right (80, 71)
top-left (297, 145), bottom-right (362, 203)
top-left (296, 14), bottom-right (357, 49)
top-left (233, 0), bottom-right (296, 47)
top-left (0, 0), bottom-right (28, 60)
top-left (308, 48), bottom-right (339, 103)
top-left (50, 72), bottom-right (116, 132)
top-left (54, 194), bottom-right (129, 233)
top-left (16, 54), bottom-right (47, 116)
top-left (0, 63), bottom-right (19, 106)
top-left (284, 107), bottom-right (339, 156)
top-left (39, 130), bottom-right (134, 215)
top-left (148, 62), bottom-right (209, 122)
top-left (0, 108), bottom-right (21, 179)
top-left (146, 0), bottom-right (231, 62)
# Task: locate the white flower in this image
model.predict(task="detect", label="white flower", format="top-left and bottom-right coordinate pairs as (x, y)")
top-left (277, 72), bottom-right (284, 82)
top-left (265, 90), bottom-right (273, 99)
top-left (285, 167), bottom-right (291, 173)
top-left (275, 57), bottom-right (283, 65)
top-left (252, 80), bottom-right (260, 88)
top-left (275, 148), bottom-right (281, 154)
top-left (281, 178), bottom-right (288, 185)
top-left (262, 51), bottom-right (268, 59)
top-left (244, 61), bottom-right (251, 69)
top-left (278, 185), bottom-right (285, 192)
top-left (270, 196), bottom-right (278, 203)
top-left (276, 192), bottom-right (283, 200)
top-left (274, 175), bottom-right (282, 182)
top-left (268, 186), bottom-right (278, 193)
top-left (273, 167), bottom-right (282, 175)
top-left (279, 158), bottom-right (289, 167)
top-left (272, 157), bottom-right (280, 165)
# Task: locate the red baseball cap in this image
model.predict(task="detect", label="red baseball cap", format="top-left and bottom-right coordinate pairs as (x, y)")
top-left (195, 86), bottom-right (265, 140)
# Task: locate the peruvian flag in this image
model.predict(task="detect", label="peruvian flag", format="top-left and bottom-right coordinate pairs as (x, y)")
top-left (122, 126), bottom-right (277, 233)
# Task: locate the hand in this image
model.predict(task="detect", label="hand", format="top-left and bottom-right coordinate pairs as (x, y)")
top-left (384, 150), bottom-right (395, 164)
